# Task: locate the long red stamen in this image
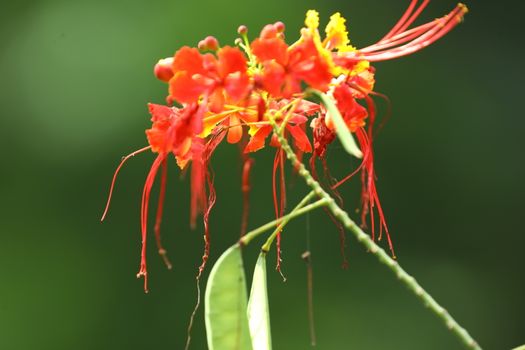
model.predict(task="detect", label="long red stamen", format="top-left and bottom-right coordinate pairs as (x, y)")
top-left (277, 148), bottom-right (286, 272)
top-left (331, 89), bottom-right (391, 190)
top-left (379, 0), bottom-right (420, 42)
top-left (138, 154), bottom-right (165, 293)
top-left (101, 146), bottom-right (151, 221)
top-left (355, 129), bottom-right (395, 257)
top-left (362, 5), bottom-right (466, 62)
top-left (196, 129), bottom-right (226, 277)
top-left (190, 143), bottom-right (206, 230)
top-left (198, 168), bottom-right (216, 278)
top-left (345, 4), bottom-right (466, 63)
top-left (332, 162), bottom-right (364, 190)
top-left (154, 157), bottom-right (172, 269)
top-left (369, 91), bottom-right (392, 137)
top-left (272, 150), bottom-right (281, 267)
top-left (321, 158), bottom-right (349, 268)
top-left (240, 156), bottom-right (254, 237)
top-left (332, 83), bottom-right (379, 190)
top-left (272, 148), bottom-right (287, 274)
top-left (392, 0), bottom-right (430, 38)
top-left (310, 154), bottom-right (348, 268)
top-left (361, 21), bottom-right (437, 53)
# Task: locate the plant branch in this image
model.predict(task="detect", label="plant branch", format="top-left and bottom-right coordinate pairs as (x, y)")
top-left (239, 196), bottom-right (328, 247)
top-left (267, 110), bottom-right (482, 350)
top-left (261, 190), bottom-right (317, 252)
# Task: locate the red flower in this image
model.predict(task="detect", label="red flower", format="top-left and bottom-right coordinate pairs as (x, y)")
top-left (251, 24), bottom-right (332, 98)
top-left (244, 99), bottom-right (319, 153)
top-left (168, 46), bottom-right (251, 112)
top-left (104, 3), bottom-right (468, 289)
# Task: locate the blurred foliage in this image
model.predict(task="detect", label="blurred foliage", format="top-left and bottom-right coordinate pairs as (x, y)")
top-left (1, 0), bottom-right (524, 349)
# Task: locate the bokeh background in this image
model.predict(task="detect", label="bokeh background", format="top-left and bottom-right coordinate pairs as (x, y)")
top-left (1, 0), bottom-right (524, 349)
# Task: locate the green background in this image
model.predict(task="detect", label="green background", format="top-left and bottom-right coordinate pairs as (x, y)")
top-left (1, 0), bottom-right (524, 349)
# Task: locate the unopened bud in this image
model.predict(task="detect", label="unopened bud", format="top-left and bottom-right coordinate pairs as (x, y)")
top-left (197, 36), bottom-right (219, 51)
top-left (204, 36), bottom-right (219, 51)
top-left (153, 57), bottom-right (174, 82)
top-left (274, 21), bottom-right (285, 33)
top-left (237, 25), bottom-right (248, 36)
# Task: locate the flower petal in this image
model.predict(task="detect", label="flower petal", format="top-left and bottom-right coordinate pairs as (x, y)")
top-left (172, 46), bottom-right (206, 76)
top-left (218, 46), bottom-right (247, 77)
top-left (244, 125), bottom-right (272, 153)
top-left (251, 37), bottom-right (288, 66)
top-left (259, 61), bottom-right (286, 97)
top-left (168, 71), bottom-right (207, 104)
top-left (227, 115), bottom-right (243, 144)
top-left (286, 124), bottom-right (312, 153)
top-left (224, 72), bottom-right (251, 102)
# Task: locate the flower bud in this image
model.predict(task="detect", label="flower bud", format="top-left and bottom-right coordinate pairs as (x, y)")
top-left (198, 36), bottom-right (219, 51)
top-left (237, 25), bottom-right (248, 36)
top-left (274, 21), bottom-right (285, 33)
top-left (153, 57), bottom-right (174, 82)
top-left (204, 36), bottom-right (219, 51)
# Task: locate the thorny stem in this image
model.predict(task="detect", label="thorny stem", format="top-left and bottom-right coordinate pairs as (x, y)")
top-left (267, 112), bottom-right (482, 350)
top-left (239, 197), bottom-right (328, 247)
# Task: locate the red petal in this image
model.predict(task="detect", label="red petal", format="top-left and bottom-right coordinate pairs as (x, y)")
top-left (295, 99), bottom-right (321, 116)
top-left (334, 84), bottom-right (368, 131)
top-left (224, 72), bottom-right (250, 102)
top-left (288, 37), bottom-right (332, 92)
top-left (244, 125), bottom-right (272, 153)
top-left (251, 37), bottom-right (288, 66)
top-left (148, 103), bottom-right (173, 122)
top-left (286, 124), bottom-right (312, 153)
top-left (168, 71), bottom-right (207, 104)
top-left (217, 46), bottom-right (247, 77)
top-left (146, 128), bottom-right (166, 153)
top-left (227, 115), bottom-right (243, 144)
top-left (172, 46), bottom-right (206, 76)
top-left (260, 61), bottom-right (286, 97)
top-left (209, 88), bottom-right (225, 113)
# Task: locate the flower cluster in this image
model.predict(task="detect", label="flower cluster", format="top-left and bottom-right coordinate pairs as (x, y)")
top-left (102, 1), bottom-right (468, 292)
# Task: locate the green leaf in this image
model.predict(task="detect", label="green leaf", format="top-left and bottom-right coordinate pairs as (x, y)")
top-left (247, 253), bottom-right (272, 350)
top-left (512, 346), bottom-right (525, 350)
top-left (205, 244), bottom-right (253, 350)
top-left (310, 89), bottom-right (363, 159)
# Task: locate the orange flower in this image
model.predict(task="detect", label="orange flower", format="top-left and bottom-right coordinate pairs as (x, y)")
top-left (244, 99), bottom-right (319, 153)
top-left (251, 24), bottom-right (332, 98)
top-left (168, 46), bottom-right (251, 112)
top-left (104, 3), bottom-right (468, 289)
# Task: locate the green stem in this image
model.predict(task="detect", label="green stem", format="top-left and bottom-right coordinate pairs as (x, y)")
top-left (267, 115), bottom-right (482, 350)
top-left (261, 190), bottom-right (316, 252)
top-left (239, 197), bottom-right (328, 247)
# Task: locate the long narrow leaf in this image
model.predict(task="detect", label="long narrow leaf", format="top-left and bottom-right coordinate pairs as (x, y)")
top-left (311, 89), bottom-right (363, 159)
top-left (247, 253), bottom-right (272, 350)
top-left (205, 244), bottom-right (253, 350)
